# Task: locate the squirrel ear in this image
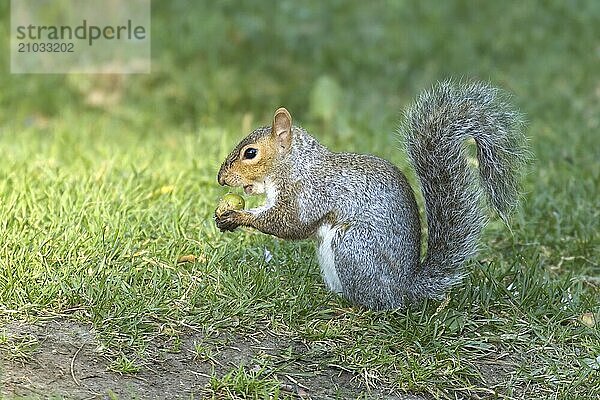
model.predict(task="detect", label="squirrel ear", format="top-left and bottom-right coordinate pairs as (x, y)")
top-left (272, 107), bottom-right (292, 152)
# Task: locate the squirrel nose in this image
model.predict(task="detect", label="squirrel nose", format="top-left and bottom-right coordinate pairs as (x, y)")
top-left (217, 167), bottom-right (227, 186)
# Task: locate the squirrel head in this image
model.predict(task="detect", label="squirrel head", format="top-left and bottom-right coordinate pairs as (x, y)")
top-left (217, 107), bottom-right (293, 195)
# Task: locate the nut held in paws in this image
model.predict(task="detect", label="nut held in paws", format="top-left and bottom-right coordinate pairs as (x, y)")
top-left (215, 193), bottom-right (245, 217)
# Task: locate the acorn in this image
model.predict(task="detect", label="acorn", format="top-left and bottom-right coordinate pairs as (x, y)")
top-left (215, 193), bottom-right (245, 217)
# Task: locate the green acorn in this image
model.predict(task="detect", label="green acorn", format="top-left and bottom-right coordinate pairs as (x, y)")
top-left (215, 193), bottom-right (245, 217)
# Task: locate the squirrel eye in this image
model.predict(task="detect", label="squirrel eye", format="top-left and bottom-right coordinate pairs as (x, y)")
top-left (243, 148), bottom-right (258, 160)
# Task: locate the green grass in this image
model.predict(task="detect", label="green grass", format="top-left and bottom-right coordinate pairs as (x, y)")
top-left (0, 331), bottom-right (39, 362)
top-left (208, 365), bottom-right (289, 400)
top-left (1, 0), bottom-right (599, 398)
top-left (109, 355), bottom-right (141, 375)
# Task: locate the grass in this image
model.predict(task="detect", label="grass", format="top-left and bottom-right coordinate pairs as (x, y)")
top-left (0, 331), bottom-right (39, 362)
top-left (0, 0), bottom-right (599, 398)
top-left (109, 355), bottom-right (141, 375)
top-left (208, 365), bottom-right (288, 400)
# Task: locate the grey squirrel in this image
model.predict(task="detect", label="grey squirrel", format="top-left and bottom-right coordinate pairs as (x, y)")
top-left (215, 80), bottom-right (529, 310)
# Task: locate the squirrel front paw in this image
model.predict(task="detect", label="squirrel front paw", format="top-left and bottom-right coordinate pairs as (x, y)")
top-left (214, 209), bottom-right (243, 232)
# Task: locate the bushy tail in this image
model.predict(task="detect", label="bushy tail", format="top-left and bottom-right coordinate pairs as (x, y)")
top-left (401, 80), bottom-right (529, 299)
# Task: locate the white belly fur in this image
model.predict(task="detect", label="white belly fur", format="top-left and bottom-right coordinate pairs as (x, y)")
top-left (316, 224), bottom-right (343, 294)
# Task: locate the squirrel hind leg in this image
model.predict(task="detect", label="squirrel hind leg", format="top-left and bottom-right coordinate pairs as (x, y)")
top-left (326, 225), bottom-right (417, 310)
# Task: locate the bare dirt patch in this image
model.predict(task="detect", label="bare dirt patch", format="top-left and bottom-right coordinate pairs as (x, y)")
top-left (1, 319), bottom-right (425, 399)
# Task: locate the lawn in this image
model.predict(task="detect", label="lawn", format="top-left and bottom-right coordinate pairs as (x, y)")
top-left (0, 1), bottom-right (599, 399)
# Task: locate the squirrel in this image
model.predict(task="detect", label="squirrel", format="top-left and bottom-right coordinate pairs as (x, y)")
top-left (215, 80), bottom-right (529, 310)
